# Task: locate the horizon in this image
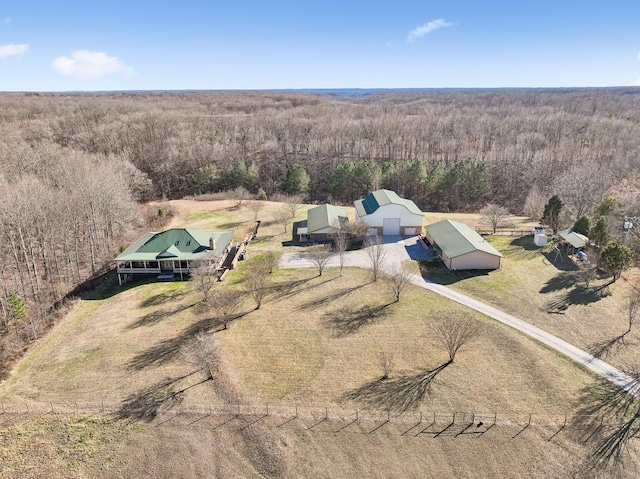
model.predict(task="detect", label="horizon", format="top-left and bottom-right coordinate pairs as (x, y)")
top-left (2, 1), bottom-right (640, 92)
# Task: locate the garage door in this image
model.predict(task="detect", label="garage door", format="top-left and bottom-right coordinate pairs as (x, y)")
top-left (382, 218), bottom-right (401, 235)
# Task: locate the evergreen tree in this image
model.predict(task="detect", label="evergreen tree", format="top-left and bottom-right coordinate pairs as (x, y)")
top-left (282, 163), bottom-right (310, 195)
top-left (600, 241), bottom-right (634, 281)
top-left (572, 215), bottom-right (592, 236)
top-left (542, 195), bottom-right (564, 234)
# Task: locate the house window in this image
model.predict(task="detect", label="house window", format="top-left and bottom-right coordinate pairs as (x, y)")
top-left (186, 240), bottom-right (191, 246)
top-left (174, 241), bottom-right (179, 246)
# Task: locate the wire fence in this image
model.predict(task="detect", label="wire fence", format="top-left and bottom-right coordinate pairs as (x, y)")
top-left (0, 400), bottom-right (630, 438)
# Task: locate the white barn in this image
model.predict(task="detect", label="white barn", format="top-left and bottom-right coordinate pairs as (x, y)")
top-left (424, 219), bottom-right (503, 270)
top-left (354, 189), bottom-right (424, 236)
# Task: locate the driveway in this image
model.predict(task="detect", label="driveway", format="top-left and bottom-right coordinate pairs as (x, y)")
top-left (279, 236), bottom-right (637, 395)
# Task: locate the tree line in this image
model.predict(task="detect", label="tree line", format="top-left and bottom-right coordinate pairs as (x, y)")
top-left (1, 88), bottom-right (640, 371)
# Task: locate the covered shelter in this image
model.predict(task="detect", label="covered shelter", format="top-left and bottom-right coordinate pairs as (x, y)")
top-left (558, 229), bottom-right (589, 254)
top-left (424, 219), bottom-right (503, 270)
top-left (354, 189), bottom-right (424, 236)
top-left (294, 204), bottom-right (349, 243)
top-left (115, 228), bottom-right (234, 285)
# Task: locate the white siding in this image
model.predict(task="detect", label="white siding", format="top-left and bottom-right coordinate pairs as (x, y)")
top-left (359, 204), bottom-right (423, 229)
top-left (383, 218), bottom-right (401, 235)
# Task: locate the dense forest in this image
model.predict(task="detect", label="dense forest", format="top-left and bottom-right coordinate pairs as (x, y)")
top-left (1, 88), bottom-right (640, 367)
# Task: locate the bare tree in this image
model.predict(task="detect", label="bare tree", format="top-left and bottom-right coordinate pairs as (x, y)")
top-left (331, 227), bottom-right (350, 277)
top-left (181, 331), bottom-right (221, 380)
top-left (480, 203), bottom-right (511, 234)
top-left (283, 194), bottom-right (305, 219)
top-left (433, 315), bottom-right (480, 363)
top-left (306, 245), bottom-right (334, 277)
top-left (244, 260), bottom-right (271, 310)
top-left (260, 250), bottom-right (280, 274)
top-left (365, 235), bottom-right (387, 281)
top-left (344, 220), bottom-right (370, 247)
top-left (210, 288), bottom-right (243, 330)
top-left (382, 266), bottom-right (413, 302)
top-left (378, 351), bottom-right (395, 379)
top-left (231, 186), bottom-right (251, 209)
top-left (271, 207), bottom-right (292, 233)
top-left (190, 261), bottom-right (215, 302)
top-left (246, 200), bottom-right (266, 219)
top-left (622, 290), bottom-right (640, 340)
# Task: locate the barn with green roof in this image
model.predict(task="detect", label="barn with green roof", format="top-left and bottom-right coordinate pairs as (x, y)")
top-left (115, 228), bottom-right (234, 284)
top-left (354, 189), bottom-right (424, 236)
top-left (424, 219), bottom-right (503, 270)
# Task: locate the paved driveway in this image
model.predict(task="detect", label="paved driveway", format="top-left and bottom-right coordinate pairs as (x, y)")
top-left (279, 236), bottom-right (636, 395)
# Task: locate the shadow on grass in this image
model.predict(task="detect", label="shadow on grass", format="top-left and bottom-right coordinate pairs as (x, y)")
top-left (510, 236), bottom-right (539, 251)
top-left (218, 220), bottom-right (246, 230)
top-left (298, 283), bottom-right (368, 311)
top-left (269, 275), bottom-right (337, 301)
top-left (114, 370), bottom-right (209, 422)
top-left (139, 289), bottom-right (189, 308)
top-left (541, 251), bottom-right (580, 272)
top-left (325, 302), bottom-right (393, 336)
top-left (418, 260), bottom-right (491, 285)
top-left (127, 302), bottom-right (198, 330)
top-left (251, 235), bottom-right (274, 244)
top-left (546, 283), bottom-right (611, 314)
top-left (127, 310), bottom-right (251, 371)
top-left (588, 333), bottom-right (631, 359)
top-left (342, 361), bottom-right (452, 414)
top-left (540, 272), bottom-right (577, 293)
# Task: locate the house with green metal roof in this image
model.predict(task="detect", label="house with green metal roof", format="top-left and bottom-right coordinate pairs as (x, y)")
top-left (424, 219), bottom-right (503, 270)
top-left (354, 189), bottom-right (424, 236)
top-left (115, 228), bottom-right (234, 285)
top-left (294, 204), bottom-right (349, 243)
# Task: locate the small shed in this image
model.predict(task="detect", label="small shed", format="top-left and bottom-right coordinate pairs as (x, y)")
top-left (424, 219), bottom-right (503, 270)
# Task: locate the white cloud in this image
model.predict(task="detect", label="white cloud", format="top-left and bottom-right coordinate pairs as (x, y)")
top-left (0, 43), bottom-right (29, 58)
top-left (51, 49), bottom-right (133, 79)
top-left (406, 19), bottom-right (453, 42)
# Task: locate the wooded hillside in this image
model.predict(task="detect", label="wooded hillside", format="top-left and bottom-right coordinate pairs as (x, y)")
top-left (1, 88), bottom-right (639, 370)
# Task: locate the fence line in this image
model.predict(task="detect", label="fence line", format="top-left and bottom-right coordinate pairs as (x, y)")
top-left (0, 400), bottom-right (630, 429)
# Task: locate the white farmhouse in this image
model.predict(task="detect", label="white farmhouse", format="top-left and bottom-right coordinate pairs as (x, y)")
top-left (354, 189), bottom-right (424, 236)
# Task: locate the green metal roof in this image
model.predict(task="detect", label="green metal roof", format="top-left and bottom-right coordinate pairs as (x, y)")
top-left (425, 220), bottom-right (503, 258)
top-left (354, 189), bottom-right (423, 217)
top-left (307, 204), bottom-right (348, 233)
top-left (115, 228), bottom-right (233, 262)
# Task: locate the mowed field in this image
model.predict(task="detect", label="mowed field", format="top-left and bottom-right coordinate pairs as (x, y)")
top-left (0, 199), bottom-right (638, 478)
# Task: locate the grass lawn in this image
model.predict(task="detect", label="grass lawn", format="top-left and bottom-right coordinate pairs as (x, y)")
top-left (1, 199), bottom-right (637, 478)
top-left (421, 235), bottom-right (640, 372)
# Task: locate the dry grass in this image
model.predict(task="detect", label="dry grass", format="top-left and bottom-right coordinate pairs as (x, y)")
top-left (1, 200), bottom-right (638, 478)
top-left (423, 235), bottom-right (640, 372)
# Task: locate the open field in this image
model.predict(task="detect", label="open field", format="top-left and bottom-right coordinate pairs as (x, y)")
top-left (1, 199), bottom-right (638, 478)
top-left (422, 235), bottom-right (640, 373)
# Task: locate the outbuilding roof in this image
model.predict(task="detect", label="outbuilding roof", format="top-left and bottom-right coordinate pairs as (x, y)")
top-left (558, 229), bottom-right (589, 249)
top-left (425, 219), bottom-right (503, 259)
top-left (115, 228), bottom-right (233, 262)
top-left (307, 204), bottom-right (348, 233)
top-left (354, 189), bottom-right (423, 217)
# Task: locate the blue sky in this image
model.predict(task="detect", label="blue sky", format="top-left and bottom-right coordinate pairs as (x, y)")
top-left (1, 0), bottom-right (640, 91)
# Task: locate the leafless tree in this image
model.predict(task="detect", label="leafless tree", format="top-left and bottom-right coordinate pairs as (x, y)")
top-left (246, 200), bottom-right (266, 219)
top-left (331, 226), bottom-right (350, 276)
top-left (306, 245), bottom-right (334, 277)
top-left (365, 235), bottom-right (387, 281)
top-left (271, 207), bottom-right (292, 233)
top-left (181, 331), bottom-right (221, 380)
top-left (283, 194), bottom-right (305, 219)
top-left (209, 287), bottom-right (243, 330)
top-left (190, 261), bottom-right (216, 302)
top-left (433, 315), bottom-right (480, 363)
top-left (378, 351), bottom-right (395, 379)
top-left (480, 203), bottom-right (511, 234)
top-left (231, 186), bottom-right (251, 209)
top-left (382, 266), bottom-right (413, 302)
top-left (622, 290), bottom-right (640, 340)
top-left (344, 220), bottom-right (370, 246)
top-left (244, 260), bottom-right (271, 310)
